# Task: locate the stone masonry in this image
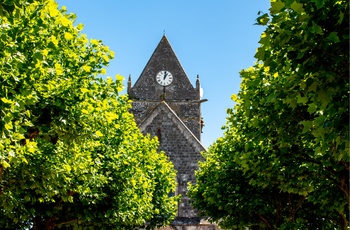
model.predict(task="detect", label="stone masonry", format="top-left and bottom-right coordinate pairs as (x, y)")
top-left (128, 36), bottom-right (218, 229)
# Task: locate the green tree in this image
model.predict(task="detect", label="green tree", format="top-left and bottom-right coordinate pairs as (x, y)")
top-left (189, 0), bottom-right (349, 229)
top-left (0, 0), bottom-right (178, 229)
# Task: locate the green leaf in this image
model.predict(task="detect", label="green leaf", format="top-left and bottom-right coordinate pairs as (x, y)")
top-left (270, 0), bottom-right (285, 14)
top-left (256, 13), bottom-right (270, 25)
top-left (327, 32), bottom-right (340, 43)
top-left (307, 103), bottom-right (317, 114)
top-left (318, 90), bottom-right (330, 108)
top-left (254, 47), bottom-right (265, 60)
top-left (310, 23), bottom-right (323, 34)
top-left (308, 81), bottom-right (318, 92)
top-left (338, 12), bottom-right (344, 24)
top-left (302, 120), bottom-right (313, 133)
top-left (311, 0), bottom-right (326, 9)
top-left (297, 94), bottom-right (308, 105)
top-left (290, 2), bottom-right (304, 14)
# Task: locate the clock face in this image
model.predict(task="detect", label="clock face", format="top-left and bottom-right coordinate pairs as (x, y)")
top-left (156, 70), bottom-right (173, 86)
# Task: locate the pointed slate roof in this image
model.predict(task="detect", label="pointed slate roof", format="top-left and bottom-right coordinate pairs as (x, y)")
top-left (138, 101), bottom-right (206, 153)
top-left (129, 36), bottom-right (198, 101)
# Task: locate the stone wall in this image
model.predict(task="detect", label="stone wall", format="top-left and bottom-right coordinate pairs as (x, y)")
top-left (136, 102), bottom-right (204, 219)
top-left (131, 100), bottom-right (201, 140)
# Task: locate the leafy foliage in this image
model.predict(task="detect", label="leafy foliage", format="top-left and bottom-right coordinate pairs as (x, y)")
top-left (0, 0), bottom-right (178, 229)
top-left (189, 0), bottom-right (349, 229)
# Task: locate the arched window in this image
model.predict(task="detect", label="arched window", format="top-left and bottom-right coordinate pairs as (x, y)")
top-left (157, 128), bottom-right (161, 144)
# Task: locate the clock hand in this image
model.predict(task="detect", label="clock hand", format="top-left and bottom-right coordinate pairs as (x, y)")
top-left (163, 71), bottom-right (167, 80)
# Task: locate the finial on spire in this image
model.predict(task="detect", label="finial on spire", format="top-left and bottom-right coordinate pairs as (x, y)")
top-left (163, 30), bottom-right (166, 36)
top-left (196, 74), bottom-right (200, 89)
top-left (127, 74), bottom-right (132, 94)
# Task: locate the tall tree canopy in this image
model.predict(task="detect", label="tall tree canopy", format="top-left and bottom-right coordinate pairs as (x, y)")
top-left (189, 0), bottom-right (349, 229)
top-left (0, 0), bottom-right (178, 229)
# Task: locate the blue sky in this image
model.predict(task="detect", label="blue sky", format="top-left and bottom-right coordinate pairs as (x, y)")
top-left (56, 0), bottom-right (271, 148)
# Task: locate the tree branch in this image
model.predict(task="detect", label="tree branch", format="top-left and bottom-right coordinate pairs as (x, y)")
top-left (340, 160), bottom-right (349, 171)
top-left (255, 211), bottom-right (273, 230)
top-left (339, 212), bottom-right (348, 230)
top-left (56, 218), bottom-right (78, 227)
top-left (295, 196), bottom-right (306, 214)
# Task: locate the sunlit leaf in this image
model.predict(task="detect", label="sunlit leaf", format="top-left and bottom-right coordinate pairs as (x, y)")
top-left (64, 32), bottom-right (73, 40)
top-left (95, 130), bottom-right (104, 137)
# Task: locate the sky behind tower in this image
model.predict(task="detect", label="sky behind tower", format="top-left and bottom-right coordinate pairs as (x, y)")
top-left (56, 0), bottom-right (271, 148)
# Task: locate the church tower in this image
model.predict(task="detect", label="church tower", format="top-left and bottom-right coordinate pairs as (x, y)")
top-left (128, 36), bottom-right (213, 228)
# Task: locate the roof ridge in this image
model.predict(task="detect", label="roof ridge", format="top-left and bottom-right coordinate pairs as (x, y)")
top-left (138, 101), bottom-right (207, 152)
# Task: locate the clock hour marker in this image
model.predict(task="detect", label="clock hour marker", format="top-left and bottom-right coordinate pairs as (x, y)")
top-left (156, 70), bottom-right (173, 86)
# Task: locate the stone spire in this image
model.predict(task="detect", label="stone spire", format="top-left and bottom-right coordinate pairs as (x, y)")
top-left (127, 74), bottom-right (132, 94)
